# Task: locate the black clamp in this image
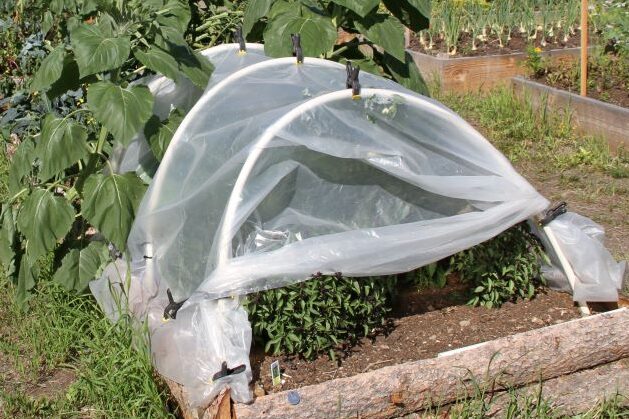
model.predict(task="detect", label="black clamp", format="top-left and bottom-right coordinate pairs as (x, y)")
top-left (234, 26), bottom-right (246, 53)
top-left (163, 289), bottom-right (187, 320)
top-left (539, 201), bottom-right (567, 226)
top-left (212, 361), bottom-right (246, 382)
top-left (345, 61), bottom-right (361, 97)
top-left (291, 33), bottom-right (303, 64)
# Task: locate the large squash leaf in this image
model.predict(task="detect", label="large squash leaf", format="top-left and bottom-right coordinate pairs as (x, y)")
top-left (242, 0), bottom-right (273, 36)
top-left (70, 23), bottom-right (130, 78)
top-left (144, 109), bottom-right (184, 161)
top-left (53, 241), bottom-right (109, 291)
top-left (17, 189), bottom-right (75, 260)
top-left (382, 0), bottom-right (430, 32)
top-left (355, 14), bottom-right (405, 62)
top-left (8, 139), bottom-right (36, 197)
top-left (37, 114), bottom-right (89, 180)
top-left (157, 0), bottom-right (191, 33)
top-left (133, 46), bottom-right (181, 81)
top-left (87, 81), bottom-right (154, 146)
top-left (16, 257), bottom-right (38, 306)
top-left (263, 6), bottom-right (337, 58)
top-left (29, 46), bottom-right (66, 92)
top-left (383, 51), bottom-right (429, 96)
top-left (329, 0), bottom-right (379, 18)
top-left (82, 173), bottom-right (146, 250)
top-left (0, 205), bottom-right (16, 276)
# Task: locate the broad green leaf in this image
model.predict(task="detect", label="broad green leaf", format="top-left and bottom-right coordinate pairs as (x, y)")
top-left (8, 138), bottom-right (35, 197)
top-left (157, 0), bottom-right (191, 33)
top-left (330, 0), bottom-right (379, 18)
top-left (0, 205), bottom-right (16, 273)
top-left (30, 46), bottom-right (66, 92)
top-left (87, 81), bottom-right (154, 145)
top-left (263, 6), bottom-right (337, 58)
top-left (42, 11), bottom-right (54, 35)
top-left (17, 189), bottom-right (75, 260)
top-left (53, 241), bottom-right (109, 291)
top-left (46, 54), bottom-right (82, 99)
top-left (144, 109), bottom-right (185, 161)
top-left (37, 114), bottom-right (89, 180)
top-left (16, 257), bottom-right (38, 306)
top-left (382, 0), bottom-right (430, 32)
top-left (177, 49), bottom-right (214, 89)
top-left (268, 1), bottom-right (293, 19)
top-left (243, 0), bottom-right (273, 36)
top-left (355, 14), bottom-right (405, 62)
top-left (133, 46), bottom-right (181, 81)
top-left (383, 51), bottom-right (429, 96)
top-left (82, 173), bottom-right (146, 250)
top-left (70, 23), bottom-right (130, 78)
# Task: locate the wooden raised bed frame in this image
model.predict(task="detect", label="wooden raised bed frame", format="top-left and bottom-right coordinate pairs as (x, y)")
top-left (408, 47), bottom-right (583, 93)
top-left (168, 308), bottom-right (629, 418)
top-left (512, 76), bottom-right (629, 152)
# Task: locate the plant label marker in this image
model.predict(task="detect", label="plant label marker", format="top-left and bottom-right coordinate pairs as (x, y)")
top-left (270, 360), bottom-right (281, 387)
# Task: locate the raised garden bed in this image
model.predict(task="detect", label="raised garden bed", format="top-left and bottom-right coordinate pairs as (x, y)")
top-left (169, 308), bottom-right (629, 418)
top-left (512, 76), bottom-right (629, 151)
top-left (408, 45), bottom-right (583, 92)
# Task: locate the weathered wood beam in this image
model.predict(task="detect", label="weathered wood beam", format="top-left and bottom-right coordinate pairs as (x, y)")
top-left (235, 308), bottom-right (629, 419)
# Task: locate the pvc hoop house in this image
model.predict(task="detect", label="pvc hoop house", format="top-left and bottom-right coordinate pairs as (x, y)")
top-left (91, 43), bottom-right (623, 408)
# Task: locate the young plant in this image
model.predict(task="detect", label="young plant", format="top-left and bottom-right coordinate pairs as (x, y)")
top-left (244, 274), bottom-right (397, 360)
top-left (450, 223), bottom-right (547, 308)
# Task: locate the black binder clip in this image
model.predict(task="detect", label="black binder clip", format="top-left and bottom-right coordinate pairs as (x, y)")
top-left (345, 61), bottom-right (361, 98)
top-left (163, 289), bottom-right (187, 320)
top-left (234, 26), bottom-right (246, 53)
top-left (540, 201), bottom-right (567, 226)
top-left (291, 33), bottom-right (303, 64)
top-left (212, 361), bottom-right (246, 382)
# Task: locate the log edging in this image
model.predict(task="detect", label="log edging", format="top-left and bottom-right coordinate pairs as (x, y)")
top-left (235, 308), bottom-right (629, 419)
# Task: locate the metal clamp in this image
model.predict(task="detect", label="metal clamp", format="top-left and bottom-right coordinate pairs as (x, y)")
top-left (163, 289), bottom-right (187, 320)
top-left (345, 61), bottom-right (361, 97)
top-left (291, 33), bottom-right (303, 64)
top-left (212, 361), bottom-right (246, 382)
top-left (234, 26), bottom-right (246, 53)
top-left (539, 201), bottom-right (567, 226)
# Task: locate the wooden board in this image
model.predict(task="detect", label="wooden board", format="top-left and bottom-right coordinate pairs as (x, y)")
top-left (512, 76), bottom-right (629, 152)
top-left (235, 308), bottom-right (629, 419)
top-left (408, 47), bottom-right (582, 92)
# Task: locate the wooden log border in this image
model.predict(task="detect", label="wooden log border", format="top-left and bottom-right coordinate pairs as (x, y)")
top-left (407, 47), bottom-right (583, 93)
top-left (235, 308), bottom-right (629, 419)
top-left (512, 76), bottom-right (629, 152)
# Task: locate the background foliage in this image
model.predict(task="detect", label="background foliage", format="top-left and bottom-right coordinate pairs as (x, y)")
top-left (242, 0), bottom-right (431, 94)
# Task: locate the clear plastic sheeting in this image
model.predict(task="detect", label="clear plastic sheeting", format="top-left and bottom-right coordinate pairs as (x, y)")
top-left (110, 44), bottom-right (268, 179)
top-left (90, 47), bottom-right (621, 408)
top-left (543, 212), bottom-right (625, 302)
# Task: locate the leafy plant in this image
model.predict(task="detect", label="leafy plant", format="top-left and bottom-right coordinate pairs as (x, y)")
top-left (0, 0), bottom-right (213, 305)
top-left (241, 0), bottom-right (431, 95)
top-left (404, 261), bottom-right (449, 290)
top-left (450, 223), bottom-right (547, 308)
top-left (524, 45), bottom-right (546, 76)
top-left (244, 273), bottom-right (396, 360)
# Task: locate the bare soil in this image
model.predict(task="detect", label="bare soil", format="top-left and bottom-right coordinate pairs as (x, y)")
top-left (409, 30), bottom-right (583, 58)
top-left (250, 280), bottom-right (581, 395)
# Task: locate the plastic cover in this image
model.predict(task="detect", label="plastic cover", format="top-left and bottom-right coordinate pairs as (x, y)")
top-left (543, 212), bottom-right (625, 301)
top-left (110, 44), bottom-right (268, 179)
top-left (90, 49), bottom-right (622, 408)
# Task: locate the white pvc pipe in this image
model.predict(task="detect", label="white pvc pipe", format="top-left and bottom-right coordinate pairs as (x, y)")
top-left (214, 88), bottom-right (480, 265)
top-left (199, 43), bottom-right (265, 57)
top-left (543, 225), bottom-right (591, 315)
top-left (148, 57), bottom-right (347, 213)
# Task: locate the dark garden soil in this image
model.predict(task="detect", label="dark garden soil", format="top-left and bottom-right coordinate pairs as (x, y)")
top-left (530, 54), bottom-right (629, 108)
top-left (250, 279), bottom-right (581, 395)
top-left (409, 30), bottom-right (583, 58)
